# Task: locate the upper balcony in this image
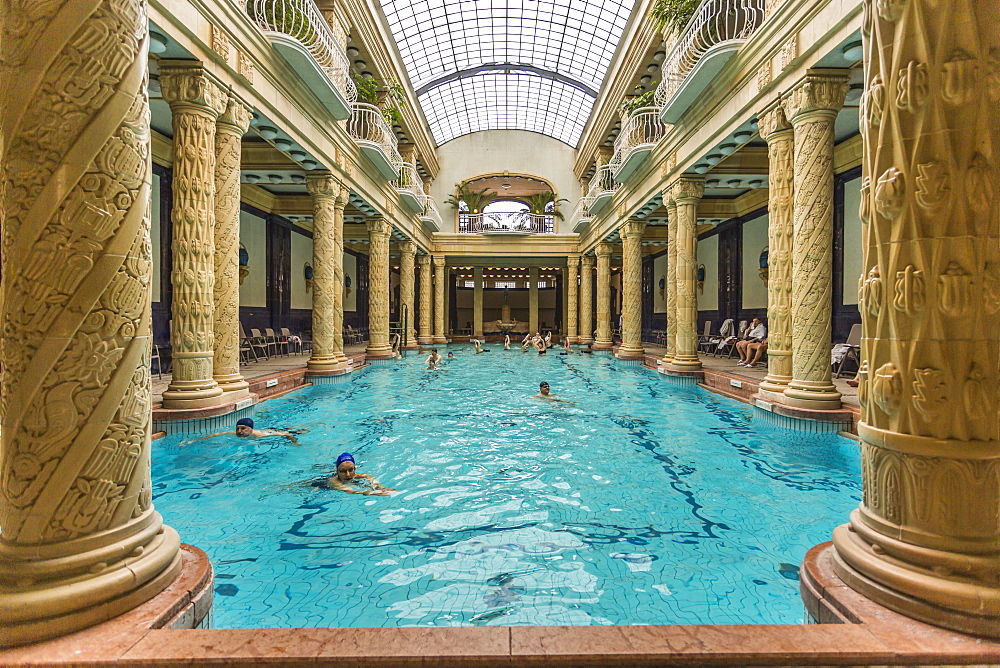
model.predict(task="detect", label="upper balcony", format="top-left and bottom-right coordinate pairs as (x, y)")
top-left (346, 102), bottom-right (402, 180)
top-left (587, 164), bottom-right (619, 216)
top-left (458, 212), bottom-right (556, 235)
top-left (393, 162), bottom-right (427, 214)
top-left (420, 197), bottom-right (443, 232)
top-left (610, 107), bottom-right (666, 183)
top-left (244, 0), bottom-right (356, 120)
top-left (571, 196), bottom-right (596, 233)
top-left (655, 0), bottom-right (767, 124)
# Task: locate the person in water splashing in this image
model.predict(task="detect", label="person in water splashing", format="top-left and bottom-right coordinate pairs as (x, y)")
top-left (531, 381), bottom-right (574, 404)
top-left (322, 453), bottom-right (396, 496)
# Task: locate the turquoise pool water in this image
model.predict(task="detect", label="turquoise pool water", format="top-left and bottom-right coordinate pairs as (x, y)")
top-left (152, 348), bottom-right (861, 628)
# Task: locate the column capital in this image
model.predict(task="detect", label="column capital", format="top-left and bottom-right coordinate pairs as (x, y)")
top-left (595, 242), bottom-right (613, 258)
top-left (417, 253), bottom-right (431, 265)
top-left (367, 216), bottom-right (391, 238)
top-left (432, 253), bottom-right (446, 265)
top-left (581, 253), bottom-right (595, 266)
top-left (782, 69), bottom-right (850, 123)
top-left (159, 62), bottom-right (227, 115)
top-left (566, 254), bottom-right (580, 268)
top-left (621, 218), bottom-right (646, 240)
top-left (217, 94), bottom-right (253, 134)
top-left (399, 240), bottom-right (416, 256)
top-left (306, 171), bottom-right (341, 198)
top-left (757, 102), bottom-right (792, 142)
top-left (670, 177), bottom-right (705, 203)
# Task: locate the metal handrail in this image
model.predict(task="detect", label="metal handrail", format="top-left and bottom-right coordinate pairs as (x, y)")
top-left (393, 162), bottom-right (427, 208)
top-left (245, 0), bottom-right (357, 104)
top-left (587, 164), bottom-right (619, 200)
top-left (654, 0), bottom-right (766, 106)
top-left (613, 107), bottom-right (666, 160)
top-left (421, 197), bottom-right (443, 228)
top-left (571, 195), bottom-right (596, 224)
top-left (346, 102), bottom-right (402, 167)
top-left (458, 212), bottom-right (555, 234)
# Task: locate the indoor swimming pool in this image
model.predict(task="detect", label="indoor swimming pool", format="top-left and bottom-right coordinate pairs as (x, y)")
top-left (152, 349), bottom-right (861, 628)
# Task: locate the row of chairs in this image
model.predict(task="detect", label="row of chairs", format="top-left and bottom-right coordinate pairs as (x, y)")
top-left (240, 326), bottom-right (308, 364)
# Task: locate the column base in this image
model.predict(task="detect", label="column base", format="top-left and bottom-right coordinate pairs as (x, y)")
top-left (668, 354), bottom-right (702, 371)
top-left (567, 335), bottom-right (580, 344)
top-left (758, 374), bottom-right (793, 401)
top-left (308, 354), bottom-right (349, 372)
top-left (783, 380), bottom-right (842, 410)
top-left (161, 382), bottom-right (225, 410)
top-left (580, 336), bottom-right (594, 346)
top-left (432, 336), bottom-right (447, 344)
top-left (0, 511), bottom-right (182, 648)
top-left (365, 344), bottom-right (394, 358)
top-left (616, 344), bottom-right (644, 358)
top-left (417, 336), bottom-right (434, 345)
top-left (593, 337), bottom-right (613, 350)
top-left (831, 513), bottom-right (1000, 639)
top-left (214, 373), bottom-right (250, 399)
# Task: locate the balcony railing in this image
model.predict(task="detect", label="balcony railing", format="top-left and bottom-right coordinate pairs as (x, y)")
top-left (586, 164), bottom-right (619, 215)
top-left (458, 212), bottom-right (555, 234)
top-left (393, 162), bottom-right (427, 213)
top-left (245, 0), bottom-right (356, 118)
top-left (420, 197), bottom-right (443, 231)
top-left (654, 0), bottom-right (766, 121)
top-left (609, 107), bottom-right (666, 182)
top-left (346, 102), bottom-right (402, 180)
top-left (571, 196), bottom-right (595, 233)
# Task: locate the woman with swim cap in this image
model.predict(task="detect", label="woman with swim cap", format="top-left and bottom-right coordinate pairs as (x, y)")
top-left (324, 453), bottom-right (396, 496)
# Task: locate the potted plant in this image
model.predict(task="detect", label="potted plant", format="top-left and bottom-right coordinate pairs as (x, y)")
top-left (523, 191), bottom-right (568, 219)
top-left (650, 0), bottom-right (701, 36)
top-left (444, 183), bottom-right (497, 215)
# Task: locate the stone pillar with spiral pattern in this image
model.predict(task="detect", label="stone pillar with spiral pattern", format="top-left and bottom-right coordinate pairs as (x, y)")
top-left (594, 243), bottom-right (614, 350)
top-left (579, 255), bottom-right (594, 345)
top-left (399, 240), bottom-right (417, 348)
top-left (668, 178), bottom-right (704, 370)
top-left (432, 254), bottom-right (447, 344)
top-left (306, 174), bottom-right (348, 372)
top-left (662, 198), bottom-right (678, 363)
top-left (566, 255), bottom-right (579, 343)
top-left (160, 62), bottom-right (227, 409)
top-left (829, 0), bottom-right (999, 638)
top-left (417, 254), bottom-right (433, 344)
top-left (757, 103), bottom-right (795, 402)
top-left (365, 217), bottom-right (393, 358)
top-left (0, 0), bottom-right (181, 645)
top-left (212, 94), bottom-right (252, 398)
top-left (780, 70), bottom-right (848, 410)
top-left (618, 220), bottom-right (646, 357)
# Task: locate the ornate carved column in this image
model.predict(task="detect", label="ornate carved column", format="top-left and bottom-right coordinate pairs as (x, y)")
top-left (668, 178), bottom-right (704, 370)
top-left (473, 267), bottom-right (484, 338)
top-left (331, 188), bottom-right (349, 364)
top-left (432, 254), bottom-right (447, 344)
top-left (529, 267), bottom-right (539, 333)
top-left (399, 240), bottom-right (417, 348)
top-left (160, 63), bottom-right (227, 408)
top-left (780, 70), bottom-right (849, 409)
top-left (306, 174), bottom-right (349, 372)
top-left (365, 217), bottom-right (392, 357)
top-left (662, 198), bottom-right (678, 363)
top-left (830, 0), bottom-right (1000, 637)
top-left (619, 219), bottom-right (646, 357)
top-left (566, 255), bottom-right (580, 343)
top-left (579, 255), bottom-right (595, 344)
top-left (417, 254), bottom-right (433, 344)
top-left (0, 1), bottom-right (181, 645)
top-left (594, 243), bottom-right (614, 349)
top-left (212, 94), bottom-right (252, 398)
top-left (757, 103), bottom-right (796, 401)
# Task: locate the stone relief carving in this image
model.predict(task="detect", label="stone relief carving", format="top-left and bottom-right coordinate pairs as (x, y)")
top-left (211, 24), bottom-right (230, 61)
top-left (594, 244), bottom-right (612, 348)
top-left (237, 51), bottom-right (255, 84)
top-left (306, 173), bottom-right (344, 370)
top-left (579, 255), bottom-right (594, 343)
top-left (667, 179), bottom-right (703, 369)
top-left (366, 218), bottom-right (392, 355)
top-left (619, 221), bottom-right (645, 356)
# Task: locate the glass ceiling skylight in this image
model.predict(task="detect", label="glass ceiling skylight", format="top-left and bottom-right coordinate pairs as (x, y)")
top-left (379, 0), bottom-right (635, 147)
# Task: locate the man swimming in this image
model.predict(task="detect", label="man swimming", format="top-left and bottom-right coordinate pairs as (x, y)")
top-left (426, 348), bottom-right (442, 369)
top-left (191, 417), bottom-right (301, 444)
top-left (322, 453), bottom-right (396, 496)
top-left (531, 381), bottom-right (574, 404)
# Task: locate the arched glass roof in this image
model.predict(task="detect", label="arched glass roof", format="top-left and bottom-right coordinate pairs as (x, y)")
top-left (378, 0), bottom-right (635, 147)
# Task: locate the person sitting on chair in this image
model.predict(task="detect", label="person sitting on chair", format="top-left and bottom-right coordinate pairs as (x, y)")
top-left (739, 338), bottom-right (768, 368)
top-left (735, 318), bottom-right (767, 365)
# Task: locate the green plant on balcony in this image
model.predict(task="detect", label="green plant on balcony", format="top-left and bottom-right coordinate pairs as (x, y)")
top-left (650, 0), bottom-right (700, 36)
top-left (352, 73), bottom-right (407, 126)
top-left (444, 183), bottom-right (497, 214)
top-left (618, 84), bottom-right (658, 116)
top-left (523, 191), bottom-right (568, 219)
top-left (249, 0), bottom-right (316, 43)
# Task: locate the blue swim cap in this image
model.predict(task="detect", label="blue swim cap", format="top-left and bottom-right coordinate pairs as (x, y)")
top-left (236, 418), bottom-right (254, 428)
top-left (336, 453), bottom-right (355, 467)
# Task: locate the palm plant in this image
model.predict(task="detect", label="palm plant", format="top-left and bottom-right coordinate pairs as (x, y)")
top-left (523, 191), bottom-right (568, 219)
top-left (443, 183), bottom-right (497, 214)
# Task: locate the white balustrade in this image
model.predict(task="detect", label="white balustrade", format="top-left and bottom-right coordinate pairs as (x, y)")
top-left (420, 197), bottom-right (443, 230)
top-left (609, 107), bottom-right (666, 182)
top-left (346, 102), bottom-right (402, 179)
top-left (458, 212), bottom-right (554, 234)
top-left (394, 162), bottom-right (427, 212)
top-left (654, 0), bottom-right (767, 107)
top-left (245, 0), bottom-right (356, 105)
top-left (588, 164), bottom-right (618, 199)
top-left (571, 196), bottom-right (596, 232)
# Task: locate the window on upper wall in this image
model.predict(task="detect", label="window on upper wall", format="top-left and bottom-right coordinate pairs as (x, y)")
top-left (494, 280), bottom-right (517, 289)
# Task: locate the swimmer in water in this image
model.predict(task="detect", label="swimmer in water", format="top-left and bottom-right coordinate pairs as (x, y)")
top-left (504, 335), bottom-right (511, 350)
top-left (531, 381), bottom-right (574, 404)
top-left (191, 418), bottom-right (301, 445)
top-left (323, 453), bottom-right (396, 496)
top-left (426, 348), bottom-right (442, 369)
top-left (447, 351), bottom-right (457, 359)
